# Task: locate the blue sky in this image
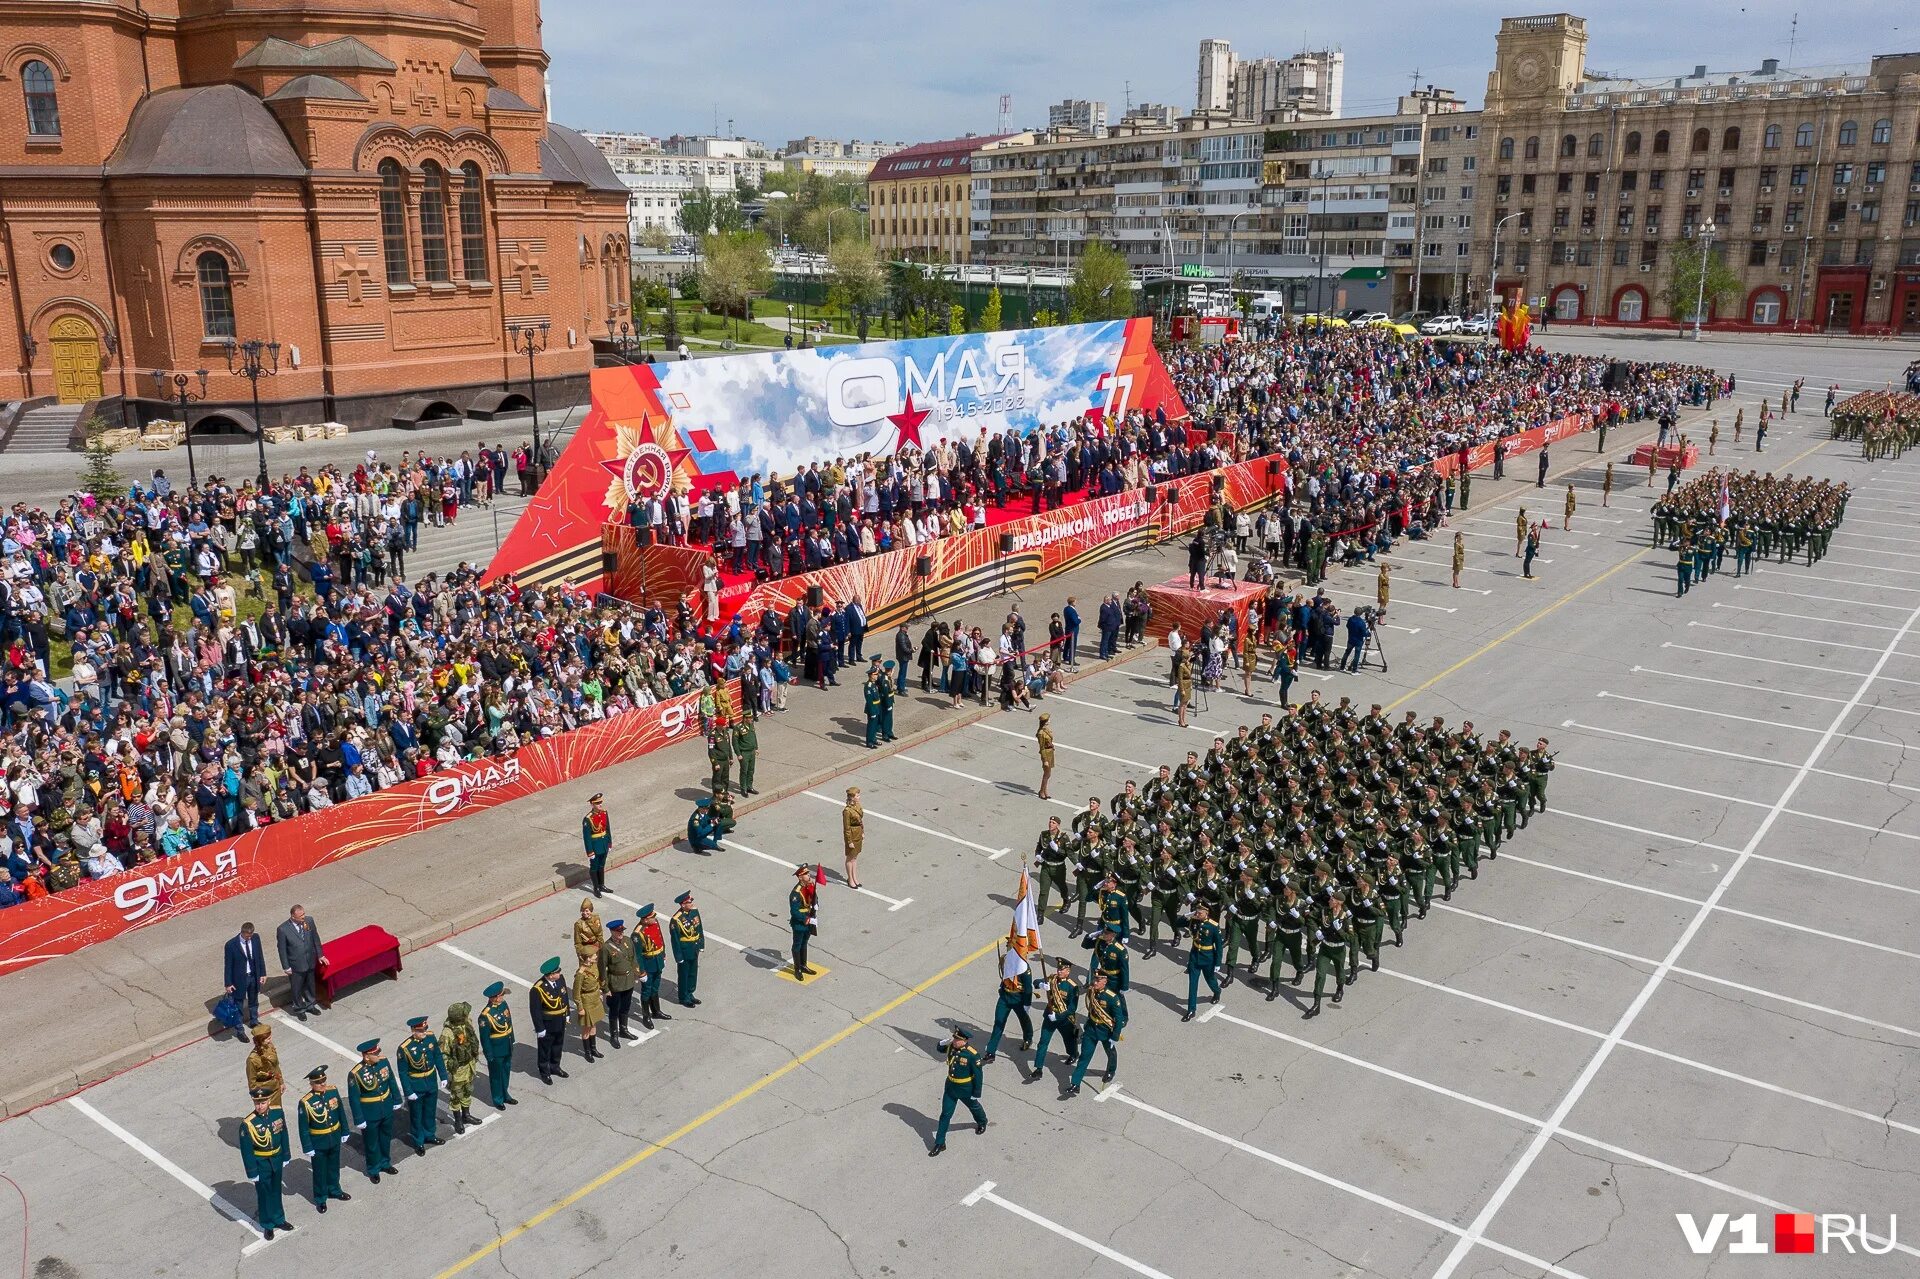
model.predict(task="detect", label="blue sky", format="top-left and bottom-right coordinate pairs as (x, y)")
top-left (541, 0), bottom-right (1906, 142)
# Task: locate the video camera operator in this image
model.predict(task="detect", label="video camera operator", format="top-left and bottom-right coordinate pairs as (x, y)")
top-left (1342, 606), bottom-right (1373, 673)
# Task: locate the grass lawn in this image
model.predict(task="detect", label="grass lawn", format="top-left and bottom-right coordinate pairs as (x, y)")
top-left (639, 303), bottom-right (854, 351)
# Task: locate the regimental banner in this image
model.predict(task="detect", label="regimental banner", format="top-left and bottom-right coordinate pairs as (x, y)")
top-left (487, 319), bottom-right (1187, 592)
top-left (1430, 413), bottom-right (1592, 478)
top-left (0, 688), bottom-right (714, 973)
top-left (660, 455), bottom-right (1286, 633)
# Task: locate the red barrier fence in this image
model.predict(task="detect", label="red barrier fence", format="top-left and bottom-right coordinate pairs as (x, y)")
top-left (1431, 413), bottom-right (1593, 479)
top-left (0, 687), bottom-right (715, 973)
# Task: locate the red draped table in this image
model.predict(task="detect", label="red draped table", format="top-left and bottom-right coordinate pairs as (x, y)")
top-left (1629, 443), bottom-right (1699, 470)
top-left (1143, 577), bottom-right (1269, 648)
top-left (317, 924), bottom-right (402, 1007)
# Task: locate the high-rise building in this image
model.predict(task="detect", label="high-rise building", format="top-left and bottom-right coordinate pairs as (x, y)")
top-left (1194, 40), bottom-right (1345, 120)
top-left (1048, 99), bottom-right (1110, 136)
top-left (1127, 103), bottom-right (1181, 128)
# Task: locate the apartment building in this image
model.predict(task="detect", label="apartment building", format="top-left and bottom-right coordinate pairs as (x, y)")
top-left (1473, 13), bottom-right (1920, 333)
top-left (867, 133), bottom-right (1031, 263)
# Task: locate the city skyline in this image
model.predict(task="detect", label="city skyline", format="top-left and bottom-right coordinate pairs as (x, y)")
top-left (544, 0), bottom-right (1902, 142)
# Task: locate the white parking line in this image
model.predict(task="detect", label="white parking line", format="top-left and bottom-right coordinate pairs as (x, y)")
top-left (895, 753), bottom-right (1077, 811)
top-left (438, 942), bottom-right (530, 988)
top-left (1711, 600), bottom-right (1905, 633)
top-left (67, 1096), bottom-right (272, 1252)
top-left (1559, 758), bottom-right (1920, 844)
top-left (1824, 558), bottom-right (1920, 577)
top-left (1660, 641), bottom-right (1920, 689)
top-left (972, 721), bottom-right (1157, 771)
top-left (1596, 690), bottom-right (1906, 751)
top-left (721, 839), bottom-right (911, 911)
top-left (1687, 620), bottom-right (1890, 654)
top-left (962, 1181), bottom-right (1174, 1279)
top-left (1734, 582), bottom-right (1915, 609)
top-left (1564, 719), bottom-right (1920, 799)
top-left (800, 790), bottom-right (1012, 859)
top-left (1316, 585), bottom-right (1458, 613)
top-left (1555, 806), bottom-right (1920, 898)
top-left (1041, 690), bottom-right (1222, 735)
top-left (1629, 664), bottom-right (1920, 718)
top-left (1763, 568), bottom-right (1920, 595)
top-left (1095, 1086), bottom-right (1593, 1279)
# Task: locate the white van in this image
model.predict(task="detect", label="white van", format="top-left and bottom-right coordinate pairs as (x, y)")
top-left (1249, 294), bottom-right (1285, 321)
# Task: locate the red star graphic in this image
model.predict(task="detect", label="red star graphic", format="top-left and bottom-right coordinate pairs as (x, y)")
top-left (599, 455), bottom-right (628, 483)
top-left (888, 393), bottom-right (930, 451)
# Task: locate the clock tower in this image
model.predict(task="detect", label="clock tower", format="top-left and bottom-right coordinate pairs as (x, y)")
top-left (1486, 13), bottom-right (1588, 113)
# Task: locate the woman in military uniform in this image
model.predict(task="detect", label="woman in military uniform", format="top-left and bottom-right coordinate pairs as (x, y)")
top-left (573, 898), bottom-right (604, 966)
top-left (573, 955), bottom-right (606, 1061)
top-left (842, 786), bottom-right (864, 889)
top-left (245, 1023), bottom-right (284, 1113)
top-left (1035, 714), bottom-right (1056, 800)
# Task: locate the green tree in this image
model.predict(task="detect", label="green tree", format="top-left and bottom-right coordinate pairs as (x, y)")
top-left (1661, 238), bottom-right (1743, 328)
top-left (758, 196), bottom-right (801, 248)
top-left (638, 225), bottom-right (673, 253)
top-left (711, 193), bottom-right (747, 234)
top-left (1032, 308), bottom-right (1061, 328)
top-left (660, 297), bottom-right (682, 350)
top-left (947, 302), bottom-right (967, 335)
top-left (889, 261), bottom-right (951, 322)
top-left (1067, 240), bottom-right (1135, 322)
top-left (825, 238), bottom-right (887, 341)
top-left (796, 204), bottom-right (865, 254)
top-left (79, 417), bottom-right (124, 502)
top-left (979, 287), bottom-right (1003, 333)
top-left (699, 231), bottom-right (773, 338)
top-left (678, 190), bottom-right (717, 237)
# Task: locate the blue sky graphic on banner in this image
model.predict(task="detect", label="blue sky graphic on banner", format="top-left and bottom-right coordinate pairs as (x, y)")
top-left (652, 321), bottom-right (1131, 481)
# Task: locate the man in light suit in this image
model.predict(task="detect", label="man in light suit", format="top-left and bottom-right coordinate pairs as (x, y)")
top-left (224, 921), bottom-right (267, 1038)
top-left (276, 905), bottom-right (324, 1020)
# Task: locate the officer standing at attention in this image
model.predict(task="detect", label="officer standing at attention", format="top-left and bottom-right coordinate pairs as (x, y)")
top-left (598, 920), bottom-right (641, 1046)
top-left (346, 1039), bottom-right (399, 1183)
top-left (928, 1026), bottom-right (988, 1156)
top-left (1036, 713), bottom-right (1056, 800)
top-left (397, 1015), bottom-right (448, 1154)
top-left (879, 661), bottom-right (899, 740)
top-left (240, 1086), bottom-right (294, 1239)
top-left (733, 716), bottom-right (759, 795)
top-left (670, 891), bottom-right (706, 1007)
top-left (863, 664), bottom-right (886, 748)
top-left (1065, 971), bottom-right (1126, 1098)
top-left (1563, 484), bottom-right (1576, 531)
top-left (1183, 903), bottom-right (1224, 1021)
top-left (439, 1002), bottom-right (481, 1135)
top-left (581, 793), bottom-right (612, 897)
top-left (295, 1065), bottom-right (351, 1213)
top-left (842, 787), bottom-right (864, 889)
top-left (636, 903), bottom-right (671, 1028)
top-left (708, 714), bottom-right (733, 793)
top-left (789, 866), bottom-right (819, 981)
top-left (1026, 959), bottom-right (1080, 1083)
top-left (478, 982), bottom-right (517, 1109)
top-left (531, 957), bottom-right (572, 1084)
top-left (1451, 532), bottom-right (1466, 589)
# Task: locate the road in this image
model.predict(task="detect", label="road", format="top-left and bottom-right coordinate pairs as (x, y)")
top-left (0, 372), bottom-right (1910, 1277)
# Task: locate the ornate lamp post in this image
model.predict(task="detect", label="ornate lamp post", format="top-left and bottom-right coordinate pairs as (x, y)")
top-left (150, 367), bottom-right (210, 489)
top-left (507, 320), bottom-right (550, 488)
top-left (223, 338), bottom-right (278, 490)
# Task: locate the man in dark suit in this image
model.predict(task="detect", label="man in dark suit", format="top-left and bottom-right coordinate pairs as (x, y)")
top-left (224, 922), bottom-right (267, 1037)
top-left (276, 905), bottom-right (324, 1019)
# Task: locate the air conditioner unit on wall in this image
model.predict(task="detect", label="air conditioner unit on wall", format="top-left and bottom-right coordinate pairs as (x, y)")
top-left (1760, 185), bottom-right (1774, 193)
top-left (1639, 263), bottom-right (1653, 272)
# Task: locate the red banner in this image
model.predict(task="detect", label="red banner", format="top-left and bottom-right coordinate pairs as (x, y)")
top-left (0, 688), bottom-right (714, 973)
top-left (1144, 578), bottom-right (1268, 648)
top-left (615, 456), bottom-right (1286, 633)
top-left (600, 529), bottom-right (712, 610)
top-left (1430, 413), bottom-right (1592, 479)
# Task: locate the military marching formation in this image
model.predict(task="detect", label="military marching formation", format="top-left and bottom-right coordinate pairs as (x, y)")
top-left (1651, 469), bottom-right (1849, 597)
top-left (1828, 389), bottom-right (1920, 458)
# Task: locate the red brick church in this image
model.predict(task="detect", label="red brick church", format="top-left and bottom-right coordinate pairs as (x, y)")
top-left (0, 0), bottom-right (630, 438)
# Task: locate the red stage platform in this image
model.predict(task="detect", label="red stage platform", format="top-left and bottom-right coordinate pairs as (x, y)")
top-left (1144, 577), bottom-right (1268, 648)
top-left (1630, 443), bottom-right (1700, 470)
top-left (317, 924), bottom-right (402, 1007)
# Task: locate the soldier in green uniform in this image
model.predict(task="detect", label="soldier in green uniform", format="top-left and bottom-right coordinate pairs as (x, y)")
top-left (240, 1086), bottom-right (294, 1239)
top-left (1349, 873), bottom-right (1384, 976)
top-left (708, 784), bottom-right (737, 835)
top-left (686, 796), bottom-right (722, 853)
top-left (1526, 739), bottom-right (1555, 818)
top-left (789, 865), bottom-right (819, 981)
top-left (478, 981), bottom-right (517, 1109)
top-left (670, 891), bottom-right (705, 1007)
top-left (1267, 882), bottom-right (1309, 997)
top-left (636, 903), bottom-right (671, 1028)
top-left (1220, 867), bottom-right (1268, 984)
top-left (397, 1015), bottom-right (448, 1154)
top-left (1034, 815), bottom-right (1071, 917)
top-left (346, 1039), bottom-right (399, 1183)
top-left (1026, 959), bottom-right (1080, 1084)
top-left (530, 957), bottom-right (572, 1084)
top-left (598, 919), bottom-right (641, 1044)
top-left (1065, 971), bottom-right (1126, 1097)
top-left (707, 714), bottom-right (733, 792)
top-left (1182, 903), bottom-right (1223, 1021)
top-left (295, 1065), bottom-right (351, 1212)
top-left (929, 1026), bottom-right (987, 1156)
top-left (863, 666), bottom-right (885, 748)
top-left (732, 717), bottom-right (759, 795)
top-left (1303, 896), bottom-right (1353, 1019)
top-left (981, 947), bottom-right (1034, 1064)
top-left (581, 792), bottom-right (612, 897)
top-left (879, 661), bottom-right (899, 741)
top-left (1081, 925), bottom-right (1130, 1021)
top-left (1095, 872), bottom-right (1131, 942)
top-left (1144, 844), bottom-right (1188, 957)
top-left (440, 1002), bottom-right (481, 1133)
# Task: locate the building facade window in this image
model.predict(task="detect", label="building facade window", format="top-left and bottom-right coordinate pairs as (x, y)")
top-left (197, 251), bottom-right (235, 340)
top-left (1499, 136), bottom-right (1514, 159)
top-left (1750, 292), bottom-right (1782, 325)
top-left (1691, 128), bottom-right (1710, 153)
top-left (1722, 126), bottom-right (1741, 151)
top-left (1653, 130), bottom-right (1671, 154)
top-left (1560, 134), bottom-right (1577, 158)
top-left (1617, 290), bottom-right (1644, 322)
top-left (418, 162), bottom-right (450, 282)
top-left (1838, 120), bottom-right (1857, 146)
top-left (1624, 132), bottom-right (1641, 155)
top-left (22, 59), bottom-right (58, 136)
top-left (1795, 122), bottom-right (1814, 147)
top-left (459, 161), bottom-right (488, 281)
top-left (379, 160), bottom-right (410, 284)
top-left (1872, 119), bottom-right (1893, 144)
top-left (1524, 136), bottom-right (1540, 160)
top-left (1763, 124), bottom-right (1781, 149)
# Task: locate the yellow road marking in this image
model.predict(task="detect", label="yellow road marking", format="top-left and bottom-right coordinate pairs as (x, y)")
top-left (772, 962), bottom-right (832, 984)
top-left (1386, 434), bottom-right (1833, 716)
top-left (435, 939), bottom-right (996, 1277)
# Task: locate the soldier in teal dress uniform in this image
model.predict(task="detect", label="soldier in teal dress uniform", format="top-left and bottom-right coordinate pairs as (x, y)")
top-left (1183, 903), bottom-right (1223, 1021)
top-left (670, 891), bottom-right (705, 1006)
top-left (929, 1026), bottom-right (987, 1156)
top-left (346, 1039), bottom-right (399, 1181)
top-left (478, 982), bottom-right (517, 1109)
top-left (240, 1086), bottom-right (294, 1238)
top-left (1065, 972), bottom-right (1126, 1097)
top-left (295, 1065), bottom-right (352, 1211)
top-left (581, 792), bottom-right (613, 896)
top-left (397, 1015), bottom-right (449, 1153)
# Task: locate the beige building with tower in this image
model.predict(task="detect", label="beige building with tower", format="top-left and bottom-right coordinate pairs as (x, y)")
top-left (1472, 13), bottom-right (1920, 333)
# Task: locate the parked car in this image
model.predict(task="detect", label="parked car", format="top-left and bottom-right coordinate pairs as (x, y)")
top-left (1357, 312), bottom-right (1392, 325)
top-left (1396, 310), bottom-right (1434, 327)
top-left (1420, 314), bottom-right (1463, 335)
top-left (1458, 314), bottom-right (1493, 336)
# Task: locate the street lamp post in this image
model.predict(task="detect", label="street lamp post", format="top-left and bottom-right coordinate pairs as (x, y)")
top-left (507, 320), bottom-right (550, 488)
top-left (1225, 208), bottom-right (1252, 312)
top-left (1692, 219), bottom-right (1717, 341)
top-left (150, 367), bottom-right (210, 490)
top-left (1314, 164), bottom-right (1331, 316)
top-left (223, 338), bottom-right (278, 490)
top-left (1487, 211), bottom-right (1523, 331)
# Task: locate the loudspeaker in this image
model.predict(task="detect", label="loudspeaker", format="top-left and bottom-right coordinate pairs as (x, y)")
top-left (1266, 460), bottom-right (1280, 479)
top-left (1606, 360), bottom-right (1630, 391)
top-left (998, 532), bottom-right (1016, 556)
top-left (914, 554), bottom-right (933, 577)
top-left (1145, 484), bottom-right (1159, 503)
top-left (601, 549), bottom-right (618, 581)
top-left (806, 585), bottom-right (824, 608)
